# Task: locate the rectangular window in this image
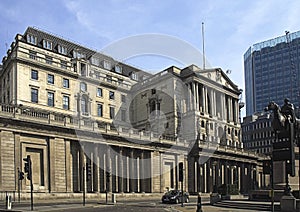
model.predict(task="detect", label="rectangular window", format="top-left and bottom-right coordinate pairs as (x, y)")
top-left (31, 88), bottom-right (38, 103)
top-left (97, 88), bottom-right (102, 97)
top-left (109, 107), bottom-right (115, 119)
top-left (97, 104), bottom-right (103, 117)
top-left (58, 45), bottom-right (67, 55)
top-left (47, 74), bottom-right (54, 84)
top-left (73, 50), bottom-right (85, 59)
top-left (29, 51), bottom-right (37, 60)
top-left (47, 92), bottom-right (54, 107)
top-left (31, 70), bottom-right (38, 80)
top-left (63, 78), bottom-right (69, 88)
top-left (115, 65), bottom-right (122, 73)
top-left (121, 94), bottom-right (126, 103)
top-left (103, 60), bottom-right (111, 70)
top-left (27, 34), bottom-right (37, 45)
top-left (109, 91), bottom-right (115, 100)
top-left (46, 56), bottom-right (53, 65)
top-left (43, 40), bottom-right (52, 50)
top-left (61, 60), bottom-right (67, 69)
top-left (63, 95), bottom-right (69, 110)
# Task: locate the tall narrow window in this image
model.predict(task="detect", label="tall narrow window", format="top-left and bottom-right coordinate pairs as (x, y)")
top-left (47, 92), bottom-right (54, 107)
top-left (63, 96), bottom-right (69, 110)
top-left (97, 88), bottom-right (102, 97)
top-left (81, 95), bottom-right (89, 115)
top-left (31, 88), bottom-right (38, 103)
top-left (97, 104), bottom-right (103, 117)
top-left (63, 78), bottom-right (69, 88)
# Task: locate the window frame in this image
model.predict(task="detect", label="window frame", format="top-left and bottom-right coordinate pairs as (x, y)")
top-left (47, 74), bottom-right (54, 84)
top-left (31, 70), bottom-right (38, 80)
top-left (47, 92), bottom-right (55, 107)
top-left (97, 104), bottom-right (103, 117)
top-left (63, 78), bottom-right (70, 88)
top-left (63, 95), bottom-right (70, 110)
top-left (31, 88), bottom-right (38, 103)
top-left (109, 91), bottom-right (115, 100)
top-left (97, 88), bottom-right (103, 97)
top-left (43, 39), bottom-right (53, 50)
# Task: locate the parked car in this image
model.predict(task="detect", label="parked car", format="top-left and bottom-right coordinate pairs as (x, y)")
top-left (161, 189), bottom-right (189, 204)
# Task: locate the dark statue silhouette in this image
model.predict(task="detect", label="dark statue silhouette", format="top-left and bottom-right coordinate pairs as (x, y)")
top-left (265, 99), bottom-right (300, 133)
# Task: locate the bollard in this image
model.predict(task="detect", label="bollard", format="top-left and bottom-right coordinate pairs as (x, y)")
top-left (6, 195), bottom-right (12, 210)
top-left (196, 193), bottom-right (202, 212)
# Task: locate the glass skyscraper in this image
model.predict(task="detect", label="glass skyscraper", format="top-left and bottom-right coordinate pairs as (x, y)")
top-left (244, 31), bottom-right (300, 116)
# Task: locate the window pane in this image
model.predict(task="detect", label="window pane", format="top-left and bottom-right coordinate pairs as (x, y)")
top-left (31, 70), bottom-right (38, 80)
top-left (97, 88), bottom-right (102, 97)
top-left (109, 91), bottom-right (114, 100)
top-left (97, 104), bottom-right (103, 117)
top-left (47, 74), bottom-right (54, 84)
top-left (63, 78), bottom-right (69, 88)
top-left (47, 92), bottom-right (54, 107)
top-left (31, 88), bottom-right (38, 103)
top-left (63, 96), bottom-right (69, 110)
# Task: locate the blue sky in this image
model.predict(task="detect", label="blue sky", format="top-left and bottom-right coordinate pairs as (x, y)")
top-left (1, 0), bottom-right (300, 116)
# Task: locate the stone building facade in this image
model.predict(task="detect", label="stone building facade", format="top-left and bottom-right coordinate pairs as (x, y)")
top-left (0, 27), bottom-right (265, 197)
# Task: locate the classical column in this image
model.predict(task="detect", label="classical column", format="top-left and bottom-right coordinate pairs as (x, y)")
top-left (187, 83), bottom-right (191, 111)
top-left (204, 162), bottom-right (207, 193)
top-left (79, 144), bottom-right (85, 192)
top-left (195, 82), bottom-right (199, 111)
top-left (130, 149), bottom-right (135, 192)
top-left (238, 166), bottom-right (241, 191)
top-left (118, 147), bottom-right (124, 193)
top-left (93, 145), bottom-right (99, 192)
top-left (106, 145), bottom-right (111, 192)
top-left (193, 82), bottom-right (196, 110)
top-left (140, 151), bottom-right (145, 192)
top-left (204, 87), bottom-right (208, 113)
top-left (201, 85), bottom-right (205, 113)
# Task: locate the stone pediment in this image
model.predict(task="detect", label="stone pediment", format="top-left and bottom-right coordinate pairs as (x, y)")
top-left (196, 68), bottom-right (239, 92)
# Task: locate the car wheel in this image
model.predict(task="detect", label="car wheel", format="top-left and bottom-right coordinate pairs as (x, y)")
top-left (175, 198), bottom-right (179, 204)
top-left (185, 197), bottom-right (189, 203)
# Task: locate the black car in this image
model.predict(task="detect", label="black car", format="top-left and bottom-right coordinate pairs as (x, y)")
top-left (161, 190), bottom-right (189, 204)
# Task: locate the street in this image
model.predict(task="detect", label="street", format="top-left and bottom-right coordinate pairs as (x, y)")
top-left (0, 195), bottom-right (284, 212)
